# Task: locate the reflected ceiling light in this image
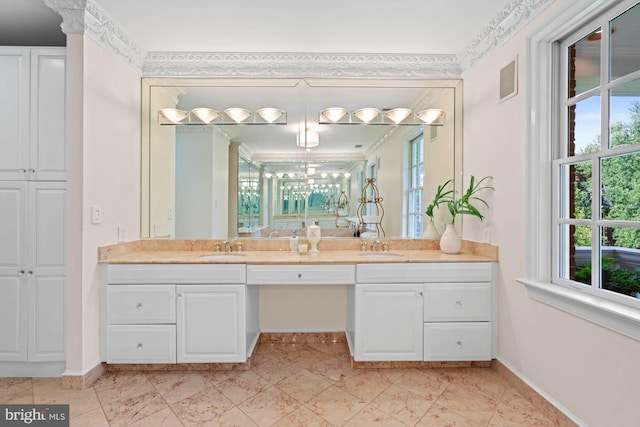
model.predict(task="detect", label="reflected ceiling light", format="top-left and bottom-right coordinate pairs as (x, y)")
top-left (191, 108), bottom-right (220, 123)
top-left (332, 173), bottom-right (340, 178)
top-left (224, 108), bottom-right (251, 123)
top-left (344, 172), bottom-right (351, 178)
top-left (297, 130), bottom-right (320, 148)
top-left (264, 172), bottom-right (273, 179)
top-left (159, 108), bottom-right (188, 123)
top-left (416, 109), bottom-right (445, 125)
top-left (321, 172), bottom-right (328, 178)
top-left (384, 108), bottom-right (412, 124)
top-left (276, 172), bottom-right (284, 179)
top-left (307, 167), bottom-right (316, 175)
top-left (353, 107), bottom-right (380, 123)
top-left (321, 107), bottom-right (348, 122)
top-left (308, 178), bottom-right (315, 184)
top-left (256, 107), bottom-right (284, 123)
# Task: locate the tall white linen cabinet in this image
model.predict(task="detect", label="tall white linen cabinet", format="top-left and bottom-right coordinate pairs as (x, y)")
top-left (0, 47), bottom-right (66, 376)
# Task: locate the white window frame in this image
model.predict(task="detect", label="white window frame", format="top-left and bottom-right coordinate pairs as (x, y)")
top-left (518, 0), bottom-right (640, 341)
top-left (405, 133), bottom-right (424, 238)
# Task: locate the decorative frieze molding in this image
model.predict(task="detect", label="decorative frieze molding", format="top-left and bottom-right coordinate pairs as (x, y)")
top-left (142, 52), bottom-right (462, 79)
top-left (458, 0), bottom-right (554, 71)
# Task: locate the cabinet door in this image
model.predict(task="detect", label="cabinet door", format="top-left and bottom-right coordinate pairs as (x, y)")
top-left (176, 285), bottom-right (246, 363)
top-left (28, 276), bottom-right (65, 361)
top-left (0, 48), bottom-right (30, 180)
top-left (355, 284), bottom-right (423, 361)
top-left (30, 49), bottom-right (66, 181)
top-left (28, 182), bottom-right (66, 276)
top-left (0, 276), bottom-right (28, 361)
top-left (27, 182), bottom-right (66, 362)
top-left (0, 182), bottom-right (28, 273)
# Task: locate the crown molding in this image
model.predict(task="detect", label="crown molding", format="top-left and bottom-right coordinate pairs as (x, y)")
top-left (458, 0), bottom-right (554, 71)
top-left (142, 52), bottom-right (462, 78)
top-left (252, 152), bottom-right (366, 163)
top-left (43, 0), bottom-right (145, 71)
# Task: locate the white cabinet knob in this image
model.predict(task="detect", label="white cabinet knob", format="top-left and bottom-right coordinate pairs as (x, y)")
top-left (417, 292), bottom-right (423, 297)
top-left (27, 270), bottom-right (33, 276)
top-left (176, 294), bottom-right (182, 300)
top-left (137, 343), bottom-right (143, 350)
top-left (456, 340), bottom-right (463, 347)
top-left (136, 303), bottom-right (143, 310)
top-left (18, 270), bottom-right (25, 276)
top-left (298, 273), bottom-right (303, 279)
top-left (455, 301), bottom-right (463, 308)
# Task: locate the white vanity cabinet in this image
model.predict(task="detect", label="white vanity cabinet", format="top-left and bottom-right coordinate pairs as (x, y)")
top-left (176, 284), bottom-right (246, 363)
top-left (351, 262), bottom-right (495, 362)
top-left (352, 284), bottom-right (424, 361)
top-left (102, 264), bottom-right (257, 364)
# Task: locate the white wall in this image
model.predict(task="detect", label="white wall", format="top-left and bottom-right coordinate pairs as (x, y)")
top-left (65, 35), bottom-right (140, 374)
top-left (463, 1), bottom-right (640, 425)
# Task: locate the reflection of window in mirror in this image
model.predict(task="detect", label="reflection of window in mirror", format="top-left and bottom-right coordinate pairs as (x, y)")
top-left (366, 162), bottom-right (378, 216)
top-left (405, 133), bottom-right (424, 238)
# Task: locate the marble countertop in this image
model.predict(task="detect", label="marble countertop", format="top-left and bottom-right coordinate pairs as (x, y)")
top-left (100, 249), bottom-right (496, 264)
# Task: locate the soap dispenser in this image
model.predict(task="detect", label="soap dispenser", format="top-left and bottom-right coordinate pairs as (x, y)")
top-left (289, 231), bottom-right (299, 253)
top-left (307, 222), bottom-right (321, 253)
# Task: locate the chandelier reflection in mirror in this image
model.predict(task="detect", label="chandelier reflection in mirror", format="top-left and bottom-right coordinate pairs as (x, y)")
top-left (158, 107), bottom-right (287, 125)
top-left (319, 107), bottom-right (445, 126)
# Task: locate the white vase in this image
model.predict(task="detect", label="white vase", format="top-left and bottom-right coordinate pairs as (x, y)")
top-left (307, 223), bottom-right (321, 253)
top-left (439, 223), bottom-right (461, 254)
top-left (423, 220), bottom-right (440, 239)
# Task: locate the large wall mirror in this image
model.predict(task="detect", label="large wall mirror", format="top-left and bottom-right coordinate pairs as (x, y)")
top-left (141, 78), bottom-right (462, 239)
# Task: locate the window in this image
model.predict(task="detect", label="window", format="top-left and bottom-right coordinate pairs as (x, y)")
top-left (406, 134), bottom-right (424, 238)
top-left (522, 0), bottom-right (640, 340)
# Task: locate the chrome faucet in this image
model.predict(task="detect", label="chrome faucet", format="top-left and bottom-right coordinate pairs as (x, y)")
top-left (222, 240), bottom-right (232, 252)
top-left (372, 240), bottom-right (380, 252)
top-left (268, 230), bottom-right (279, 238)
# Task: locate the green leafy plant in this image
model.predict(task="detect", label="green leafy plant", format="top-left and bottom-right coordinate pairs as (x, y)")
top-left (425, 179), bottom-right (454, 221)
top-left (445, 175), bottom-right (494, 224)
top-left (575, 257), bottom-right (640, 297)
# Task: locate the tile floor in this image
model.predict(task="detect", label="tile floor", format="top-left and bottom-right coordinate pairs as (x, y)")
top-left (0, 342), bottom-right (557, 426)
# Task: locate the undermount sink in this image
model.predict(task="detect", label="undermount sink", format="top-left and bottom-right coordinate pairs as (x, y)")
top-left (199, 253), bottom-right (246, 260)
top-left (358, 252), bottom-right (403, 258)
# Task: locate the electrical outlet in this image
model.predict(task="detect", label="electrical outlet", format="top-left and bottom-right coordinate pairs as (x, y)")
top-left (91, 205), bottom-right (103, 224)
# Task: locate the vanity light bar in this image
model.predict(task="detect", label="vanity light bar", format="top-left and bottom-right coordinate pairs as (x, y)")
top-left (158, 107), bottom-right (287, 125)
top-left (318, 108), bottom-right (445, 126)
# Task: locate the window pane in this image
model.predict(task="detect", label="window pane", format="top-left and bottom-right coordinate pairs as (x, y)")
top-left (568, 96), bottom-right (601, 155)
top-left (610, 3), bottom-right (640, 80)
top-left (560, 224), bottom-right (592, 285)
top-left (609, 79), bottom-right (640, 149)
top-left (560, 161), bottom-right (592, 219)
top-left (601, 226), bottom-right (640, 298)
top-left (408, 214), bottom-right (423, 238)
top-left (568, 29), bottom-right (601, 97)
top-left (408, 189), bottom-right (422, 214)
top-left (601, 152), bottom-right (640, 220)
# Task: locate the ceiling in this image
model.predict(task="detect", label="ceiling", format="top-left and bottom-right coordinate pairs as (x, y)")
top-left (2, 0), bottom-right (512, 56)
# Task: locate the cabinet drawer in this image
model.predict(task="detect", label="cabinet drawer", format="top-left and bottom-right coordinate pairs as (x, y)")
top-left (357, 263), bottom-right (493, 283)
top-left (106, 325), bottom-right (176, 363)
top-left (423, 322), bottom-right (491, 361)
top-left (246, 264), bottom-right (355, 285)
top-left (108, 264), bottom-right (246, 284)
top-left (107, 285), bottom-right (176, 324)
top-left (423, 283), bottom-right (491, 321)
